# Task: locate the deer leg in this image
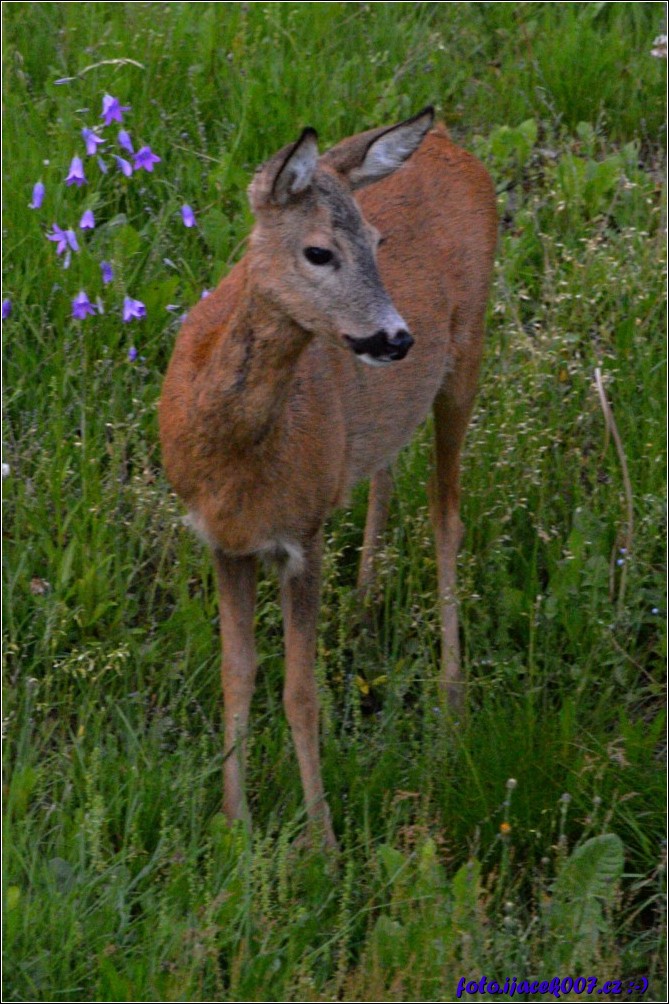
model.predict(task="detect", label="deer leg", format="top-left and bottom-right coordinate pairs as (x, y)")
top-left (215, 550), bottom-right (258, 826)
top-left (357, 465), bottom-right (393, 599)
top-left (428, 390), bottom-right (474, 712)
top-left (280, 533), bottom-right (337, 849)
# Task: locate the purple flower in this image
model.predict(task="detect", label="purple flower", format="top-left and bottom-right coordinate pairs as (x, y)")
top-left (128, 346), bottom-right (138, 362)
top-left (47, 225), bottom-right (68, 254)
top-left (71, 291), bottom-right (97, 320)
top-left (2, 298), bottom-right (12, 320)
top-left (200, 289), bottom-right (210, 299)
top-left (65, 156), bottom-right (86, 188)
top-left (122, 296), bottom-right (146, 322)
top-left (101, 94), bottom-right (131, 126)
top-left (133, 146), bottom-right (161, 173)
top-left (101, 261), bottom-right (113, 284)
top-left (79, 209), bottom-right (95, 230)
top-left (181, 204), bottom-right (196, 228)
top-left (47, 224), bottom-right (79, 256)
top-left (118, 129), bottom-right (134, 154)
top-left (114, 155), bottom-right (133, 177)
top-left (97, 157), bottom-right (109, 175)
top-left (29, 182), bottom-right (45, 209)
top-left (82, 128), bottom-right (105, 156)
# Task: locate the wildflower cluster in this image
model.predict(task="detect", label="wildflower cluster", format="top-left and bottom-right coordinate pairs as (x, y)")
top-left (33, 93), bottom-right (164, 326)
top-left (2, 90), bottom-right (200, 346)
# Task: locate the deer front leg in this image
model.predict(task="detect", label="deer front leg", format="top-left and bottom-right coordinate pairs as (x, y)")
top-left (215, 549), bottom-right (258, 826)
top-left (280, 533), bottom-right (337, 850)
top-left (429, 390), bottom-right (472, 712)
top-left (357, 465), bottom-right (393, 600)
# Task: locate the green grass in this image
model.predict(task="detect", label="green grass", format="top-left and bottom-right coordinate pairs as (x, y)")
top-left (3, 2), bottom-right (666, 1000)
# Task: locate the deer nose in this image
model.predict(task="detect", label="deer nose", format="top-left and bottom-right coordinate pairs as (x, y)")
top-left (380, 327), bottom-right (414, 360)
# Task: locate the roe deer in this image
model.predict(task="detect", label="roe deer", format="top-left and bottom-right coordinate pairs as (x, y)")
top-left (159, 107), bottom-right (497, 848)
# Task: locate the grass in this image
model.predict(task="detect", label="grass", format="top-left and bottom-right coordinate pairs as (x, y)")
top-left (2, 2), bottom-right (666, 1000)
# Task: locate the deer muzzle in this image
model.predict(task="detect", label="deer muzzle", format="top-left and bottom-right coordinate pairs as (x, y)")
top-left (344, 327), bottom-right (414, 364)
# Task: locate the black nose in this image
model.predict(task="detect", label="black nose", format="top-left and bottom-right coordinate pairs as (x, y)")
top-left (344, 327), bottom-right (414, 362)
top-left (384, 328), bottom-right (414, 359)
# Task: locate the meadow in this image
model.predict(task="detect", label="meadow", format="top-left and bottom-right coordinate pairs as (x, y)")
top-left (2, 2), bottom-right (666, 1000)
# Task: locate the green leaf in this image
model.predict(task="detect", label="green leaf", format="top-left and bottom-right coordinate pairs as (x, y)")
top-left (201, 207), bottom-right (235, 260)
top-left (548, 834), bottom-right (624, 967)
top-left (370, 913), bottom-right (405, 972)
top-left (377, 843), bottom-right (407, 885)
top-left (452, 858), bottom-right (481, 936)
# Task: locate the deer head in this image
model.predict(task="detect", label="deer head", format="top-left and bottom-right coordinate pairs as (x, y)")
top-left (247, 107), bottom-right (434, 366)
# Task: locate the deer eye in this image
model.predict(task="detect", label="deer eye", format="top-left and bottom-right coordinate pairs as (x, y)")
top-left (304, 246), bottom-right (333, 266)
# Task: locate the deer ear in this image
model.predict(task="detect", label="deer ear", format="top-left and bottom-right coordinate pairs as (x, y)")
top-left (322, 106), bottom-right (434, 190)
top-left (248, 128), bottom-right (319, 210)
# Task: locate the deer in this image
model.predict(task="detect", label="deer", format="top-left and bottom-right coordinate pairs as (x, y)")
top-left (159, 107), bottom-right (498, 849)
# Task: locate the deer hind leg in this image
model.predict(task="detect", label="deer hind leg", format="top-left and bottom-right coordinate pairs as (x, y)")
top-left (429, 388), bottom-right (476, 712)
top-left (215, 550), bottom-right (258, 826)
top-left (280, 532), bottom-right (337, 849)
top-left (357, 465), bottom-right (393, 600)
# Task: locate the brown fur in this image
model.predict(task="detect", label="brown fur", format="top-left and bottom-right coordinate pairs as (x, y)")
top-left (159, 117), bottom-right (497, 847)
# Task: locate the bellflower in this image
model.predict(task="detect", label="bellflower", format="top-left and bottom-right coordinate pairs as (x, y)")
top-left (65, 156), bottom-right (86, 187)
top-left (71, 291), bottom-right (97, 320)
top-left (97, 157), bottom-right (109, 175)
top-left (200, 289), bottom-right (211, 299)
top-left (122, 296), bottom-right (146, 322)
top-left (82, 128), bottom-right (105, 156)
top-left (79, 209), bottom-right (95, 230)
top-left (118, 129), bottom-right (134, 153)
top-left (114, 155), bottom-right (133, 177)
top-left (133, 145), bottom-right (161, 172)
top-left (181, 204), bottom-right (196, 228)
top-left (101, 261), bottom-right (113, 284)
top-left (29, 182), bottom-right (45, 209)
top-left (128, 346), bottom-right (138, 362)
top-left (47, 224), bottom-right (79, 256)
top-left (2, 298), bottom-right (12, 320)
top-left (101, 94), bottom-right (131, 126)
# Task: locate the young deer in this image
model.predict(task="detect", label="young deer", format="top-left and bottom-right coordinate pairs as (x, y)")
top-left (159, 108), bottom-right (497, 848)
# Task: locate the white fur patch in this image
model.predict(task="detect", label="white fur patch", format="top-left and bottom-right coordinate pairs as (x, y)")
top-left (257, 539), bottom-right (305, 578)
top-left (357, 353), bottom-right (391, 368)
top-left (182, 510), bottom-right (217, 548)
top-left (183, 513), bottom-right (305, 578)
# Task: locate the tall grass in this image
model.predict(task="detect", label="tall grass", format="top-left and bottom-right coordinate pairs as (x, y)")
top-left (3, 2), bottom-right (666, 1000)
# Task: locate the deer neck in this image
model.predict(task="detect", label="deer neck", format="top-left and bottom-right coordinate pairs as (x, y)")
top-left (197, 276), bottom-right (312, 451)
